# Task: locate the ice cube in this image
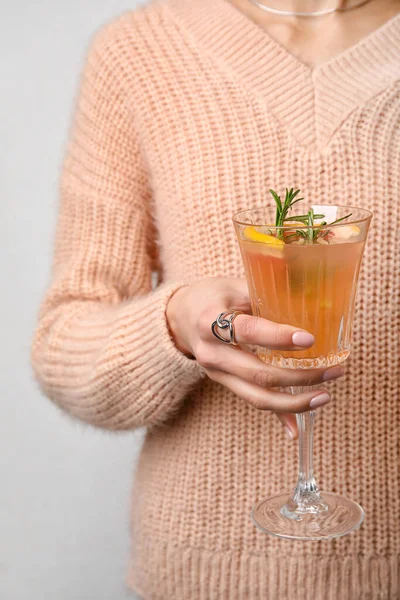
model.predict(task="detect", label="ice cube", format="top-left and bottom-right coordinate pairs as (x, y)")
top-left (311, 205), bottom-right (338, 225)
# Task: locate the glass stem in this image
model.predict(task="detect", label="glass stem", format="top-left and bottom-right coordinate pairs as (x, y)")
top-left (294, 410), bottom-right (320, 503)
top-left (282, 386), bottom-right (328, 518)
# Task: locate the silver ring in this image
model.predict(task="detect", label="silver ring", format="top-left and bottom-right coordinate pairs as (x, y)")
top-left (211, 311), bottom-right (243, 346)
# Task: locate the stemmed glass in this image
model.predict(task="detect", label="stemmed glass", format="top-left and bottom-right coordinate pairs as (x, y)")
top-left (233, 204), bottom-right (372, 540)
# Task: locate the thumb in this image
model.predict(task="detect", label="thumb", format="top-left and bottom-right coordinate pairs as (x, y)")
top-left (224, 277), bottom-right (251, 312)
top-left (275, 412), bottom-right (298, 441)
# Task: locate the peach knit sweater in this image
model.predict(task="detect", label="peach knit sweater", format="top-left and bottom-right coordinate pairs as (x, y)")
top-left (32, 1), bottom-right (400, 598)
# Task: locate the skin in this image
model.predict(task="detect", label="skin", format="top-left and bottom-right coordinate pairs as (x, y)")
top-left (228, 0), bottom-right (400, 70)
top-left (167, 279), bottom-right (342, 439)
top-left (166, 0), bottom-right (400, 438)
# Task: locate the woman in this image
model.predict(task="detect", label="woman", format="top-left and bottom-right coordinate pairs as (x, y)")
top-left (32, 0), bottom-right (400, 597)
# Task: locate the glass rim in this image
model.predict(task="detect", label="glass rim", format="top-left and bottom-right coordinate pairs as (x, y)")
top-left (232, 204), bottom-right (373, 229)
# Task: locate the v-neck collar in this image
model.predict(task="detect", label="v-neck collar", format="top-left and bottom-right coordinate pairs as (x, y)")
top-left (166, 0), bottom-right (400, 150)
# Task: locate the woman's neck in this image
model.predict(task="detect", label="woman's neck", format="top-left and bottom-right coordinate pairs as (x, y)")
top-left (246, 0), bottom-right (365, 13)
top-left (227, 0), bottom-right (400, 69)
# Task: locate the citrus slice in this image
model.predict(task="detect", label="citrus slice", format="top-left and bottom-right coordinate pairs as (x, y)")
top-left (243, 226), bottom-right (285, 247)
top-left (332, 225), bottom-right (360, 239)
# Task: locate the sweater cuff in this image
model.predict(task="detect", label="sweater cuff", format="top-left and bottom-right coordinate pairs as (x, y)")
top-left (112, 281), bottom-right (203, 425)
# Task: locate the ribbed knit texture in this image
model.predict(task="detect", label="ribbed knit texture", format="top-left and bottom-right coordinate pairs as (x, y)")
top-left (32, 1), bottom-right (400, 598)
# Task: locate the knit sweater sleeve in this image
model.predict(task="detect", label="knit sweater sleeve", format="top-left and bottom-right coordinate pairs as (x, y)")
top-left (31, 24), bottom-right (203, 430)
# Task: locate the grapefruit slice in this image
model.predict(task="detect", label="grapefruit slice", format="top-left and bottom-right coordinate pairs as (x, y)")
top-left (243, 226), bottom-right (285, 247)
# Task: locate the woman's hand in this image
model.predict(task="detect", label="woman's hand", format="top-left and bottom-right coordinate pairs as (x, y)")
top-left (166, 277), bottom-right (344, 439)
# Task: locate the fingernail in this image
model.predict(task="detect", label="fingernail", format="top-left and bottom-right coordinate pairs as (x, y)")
top-left (323, 366), bottom-right (345, 382)
top-left (292, 331), bottom-right (315, 347)
top-left (309, 392), bottom-right (331, 409)
top-left (284, 426), bottom-right (294, 441)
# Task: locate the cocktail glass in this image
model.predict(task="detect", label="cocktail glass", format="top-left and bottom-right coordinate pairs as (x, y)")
top-left (233, 205), bottom-right (372, 540)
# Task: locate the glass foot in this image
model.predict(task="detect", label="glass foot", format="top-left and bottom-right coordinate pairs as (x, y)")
top-left (251, 491), bottom-right (364, 541)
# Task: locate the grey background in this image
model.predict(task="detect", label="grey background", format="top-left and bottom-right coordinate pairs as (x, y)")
top-left (1, 2), bottom-right (145, 598)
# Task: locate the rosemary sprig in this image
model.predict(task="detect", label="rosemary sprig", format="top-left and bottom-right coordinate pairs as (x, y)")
top-left (269, 188), bottom-right (304, 238)
top-left (289, 208), bottom-right (323, 242)
top-left (326, 213), bottom-right (352, 227)
top-left (307, 208), bottom-right (315, 242)
top-left (284, 214), bottom-right (325, 223)
top-left (269, 187), bottom-right (353, 243)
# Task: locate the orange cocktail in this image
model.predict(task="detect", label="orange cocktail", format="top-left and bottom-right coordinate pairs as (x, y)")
top-left (240, 232), bottom-right (365, 368)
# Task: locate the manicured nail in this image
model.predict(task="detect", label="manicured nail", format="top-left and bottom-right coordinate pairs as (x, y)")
top-left (309, 392), bottom-right (331, 409)
top-left (292, 331), bottom-right (315, 347)
top-left (323, 366), bottom-right (345, 382)
top-left (284, 426), bottom-right (294, 441)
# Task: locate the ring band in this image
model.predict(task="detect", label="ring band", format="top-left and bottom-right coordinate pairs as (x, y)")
top-left (211, 311), bottom-right (243, 346)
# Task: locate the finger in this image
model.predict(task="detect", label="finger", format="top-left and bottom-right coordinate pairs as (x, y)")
top-left (209, 344), bottom-right (345, 388)
top-left (213, 277), bottom-right (252, 312)
top-left (207, 369), bottom-right (331, 413)
top-left (223, 277), bottom-right (251, 306)
top-left (275, 413), bottom-right (298, 440)
top-left (233, 314), bottom-right (315, 349)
